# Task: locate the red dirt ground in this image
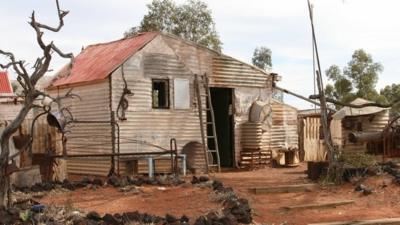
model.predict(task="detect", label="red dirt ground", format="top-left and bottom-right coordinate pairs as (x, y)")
top-left (39, 185), bottom-right (220, 220)
top-left (214, 163), bottom-right (400, 225)
top-left (39, 163), bottom-right (400, 224)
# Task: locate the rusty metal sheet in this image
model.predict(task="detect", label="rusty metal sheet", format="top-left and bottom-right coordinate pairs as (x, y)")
top-left (0, 71), bottom-right (13, 96)
top-left (49, 32), bottom-right (158, 88)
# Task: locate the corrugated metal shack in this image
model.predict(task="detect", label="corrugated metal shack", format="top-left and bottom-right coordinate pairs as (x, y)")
top-left (46, 32), bottom-right (298, 176)
top-left (298, 98), bottom-right (390, 162)
top-left (331, 98), bottom-right (389, 154)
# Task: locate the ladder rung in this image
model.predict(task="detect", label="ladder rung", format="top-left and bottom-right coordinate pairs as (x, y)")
top-left (207, 136), bottom-right (216, 138)
top-left (208, 164), bottom-right (219, 167)
top-left (207, 150), bottom-right (218, 153)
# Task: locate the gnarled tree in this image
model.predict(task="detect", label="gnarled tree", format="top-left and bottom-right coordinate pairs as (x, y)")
top-left (0, 0), bottom-right (73, 207)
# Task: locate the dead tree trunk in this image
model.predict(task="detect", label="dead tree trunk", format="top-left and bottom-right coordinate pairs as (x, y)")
top-left (0, 0), bottom-right (73, 208)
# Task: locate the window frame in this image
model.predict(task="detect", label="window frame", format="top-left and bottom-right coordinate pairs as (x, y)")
top-left (152, 78), bottom-right (170, 109)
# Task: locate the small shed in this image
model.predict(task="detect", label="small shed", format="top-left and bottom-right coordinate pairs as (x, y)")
top-left (46, 32), bottom-right (297, 176)
top-left (298, 109), bottom-right (328, 162)
top-left (298, 98), bottom-right (390, 162)
top-left (331, 98), bottom-right (389, 154)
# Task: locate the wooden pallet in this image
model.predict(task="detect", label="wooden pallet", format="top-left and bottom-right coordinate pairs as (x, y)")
top-left (239, 148), bottom-right (272, 169)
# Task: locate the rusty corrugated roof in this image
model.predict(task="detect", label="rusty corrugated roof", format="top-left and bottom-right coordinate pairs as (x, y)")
top-left (50, 32), bottom-right (159, 88)
top-left (0, 71), bottom-right (13, 95)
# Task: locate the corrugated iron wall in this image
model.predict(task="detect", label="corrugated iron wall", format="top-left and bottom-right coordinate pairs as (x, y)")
top-left (0, 102), bottom-right (26, 121)
top-left (337, 110), bottom-right (389, 153)
top-left (162, 35), bottom-right (214, 76)
top-left (212, 56), bottom-right (272, 88)
top-left (111, 36), bottom-right (205, 173)
top-left (48, 81), bottom-right (112, 176)
top-left (270, 100), bottom-right (298, 150)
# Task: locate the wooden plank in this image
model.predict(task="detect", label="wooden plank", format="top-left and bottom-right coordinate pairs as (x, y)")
top-left (250, 183), bottom-right (318, 194)
top-left (281, 200), bottom-right (355, 211)
top-left (309, 218), bottom-right (400, 225)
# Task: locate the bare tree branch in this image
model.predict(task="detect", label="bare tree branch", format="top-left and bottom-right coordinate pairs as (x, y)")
top-left (0, 0), bottom-right (74, 207)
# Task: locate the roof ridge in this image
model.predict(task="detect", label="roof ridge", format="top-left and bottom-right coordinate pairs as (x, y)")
top-left (85, 31), bottom-right (160, 49)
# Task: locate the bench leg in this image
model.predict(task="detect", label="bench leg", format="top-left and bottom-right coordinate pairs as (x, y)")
top-left (148, 157), bottom-right (154, 179)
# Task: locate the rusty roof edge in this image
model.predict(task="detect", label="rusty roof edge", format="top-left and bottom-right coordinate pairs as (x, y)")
top-left (83, 32), bottom-right (160, 50)
top-left (47, 32), bottom-right (159, 90)
top-left (271, 98), bottom-right (298, 111)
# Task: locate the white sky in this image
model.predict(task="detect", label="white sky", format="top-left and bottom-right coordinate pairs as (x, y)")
top-left (1, 0), bottom-right (399, 109)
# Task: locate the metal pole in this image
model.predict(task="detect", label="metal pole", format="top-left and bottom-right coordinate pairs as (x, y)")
top-left (110, 111), bottom-right (116, 175)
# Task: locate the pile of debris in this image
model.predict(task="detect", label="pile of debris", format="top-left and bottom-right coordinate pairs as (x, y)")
top-left (2, 176), bottom-right (253, 225)
top-left (381, 161), bottom-right (400, 184)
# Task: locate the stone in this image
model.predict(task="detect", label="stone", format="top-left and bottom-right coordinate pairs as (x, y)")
top-left (86, 211), bottom-right (102, 221)
top-left (218, 213), bottom-right (237, 225)
top-left (212, 180), bottom-right (224, 192)
top-left (81, 177), bottom-right (92, 185)
top-left (194, 216), bottom-right (209, 225)
top-left (165, 214), bottom-right (177, 223)
top-left (102, 213), bottom-right (120, 225)
top-left (92, 178), bottom-right (104, 186)
top-left (180, 215), bottom-right (190, 223)
top-left (107, 175), bottom-right (121, 187)
top-left (199, 176), bottom-right (209, 183)
top-left (191, 176), bottom-right (200, 184)
top-left (122, 211), bottom-right (141, 222)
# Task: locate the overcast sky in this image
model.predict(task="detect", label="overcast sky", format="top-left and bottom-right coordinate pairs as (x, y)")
top-left (1, 0), bottom-right (399, 109)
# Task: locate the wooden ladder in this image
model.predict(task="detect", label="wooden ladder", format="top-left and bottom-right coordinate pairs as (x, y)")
top-left (194, 74), bottom-right (221, 173)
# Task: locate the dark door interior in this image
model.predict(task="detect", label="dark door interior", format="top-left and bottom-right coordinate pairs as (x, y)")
top-left (208, 88), bottom-right (234, 167)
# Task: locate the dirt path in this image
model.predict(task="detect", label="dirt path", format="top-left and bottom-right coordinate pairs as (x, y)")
top-left (39, 185), bottom-right (219, 221)
top-left (214, 163), bottom-right (400, 225)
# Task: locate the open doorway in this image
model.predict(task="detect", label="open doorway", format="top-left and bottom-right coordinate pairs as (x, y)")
top-left (207, 88), bottom-right (234, 167)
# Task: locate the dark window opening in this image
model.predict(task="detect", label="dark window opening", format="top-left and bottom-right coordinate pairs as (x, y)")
top-left (152, 79), bottom-right (169, 109)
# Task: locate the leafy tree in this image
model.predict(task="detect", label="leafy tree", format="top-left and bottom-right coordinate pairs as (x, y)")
top-left (252, 46), bottom-right (272, 70)
top-left (325, 49), bottom-right (383, 105)
top-left (380, 84), bottom-right (400, 116)
top-left (125, 0), bottom-right (222, 51)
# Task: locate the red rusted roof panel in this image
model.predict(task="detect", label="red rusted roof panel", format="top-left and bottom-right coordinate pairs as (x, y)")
top-left (0, 71), bottom-right (13, 94)
top-left (51, 32), bottom-right (158, 87)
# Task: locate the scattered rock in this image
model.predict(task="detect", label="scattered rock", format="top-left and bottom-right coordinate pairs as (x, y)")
top-left (86, 211), bottom-right (102, 221)
top-left (180, 215), bottom-right (190, 223)
top-left (212, 180), bottom-right (224, 192)
top-left (92, 178), bottom-right (104, 186)
top-left (199, 176), bottom-right (209, 183)
top-left (166, 213), bottom-right (178, 223)
top-left (191, 176), bottom-right (200, 184)
top-left (355, 184), bottom-right (373, 196)
top-left (102, 213), bottom-right (120, 225)
top-left (107, 175), bottom-right (121, 187)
